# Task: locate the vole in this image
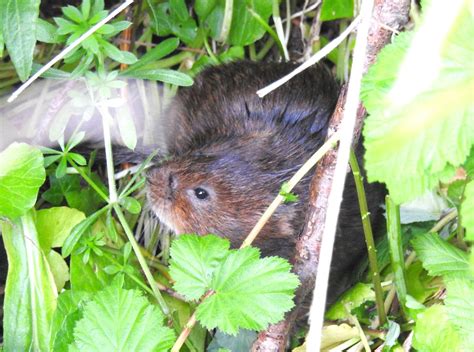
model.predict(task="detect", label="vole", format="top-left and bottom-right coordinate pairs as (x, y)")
top-left (146, 61), bottom-right (384, 296)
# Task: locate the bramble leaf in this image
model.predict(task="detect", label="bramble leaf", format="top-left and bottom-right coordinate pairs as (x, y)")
top-left (169, 234), bottom-right (230, 300)
top-left (361, 2), bottom-right (474, 203)
top-left (412, 233), bottom-right (470, 279)
top-left (445, 279), bottom-right (474, 350)
top-left (196, 247), bottom-right (299, 335)
top-left (412, 305), bottom-right (462, 352)
top-left (70, 287), bottom-right (175, 351)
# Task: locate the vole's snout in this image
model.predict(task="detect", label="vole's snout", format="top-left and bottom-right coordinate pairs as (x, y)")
top-left (146, 167), bottom-right (178, 201)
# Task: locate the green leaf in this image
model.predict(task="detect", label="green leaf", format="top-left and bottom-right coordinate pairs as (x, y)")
top-left (207, 329), bottom-right (257, 352)
top-left (125, 37), bottom-right (180, 72)
top-left (170, 0), bottom-right (190, 22)
top-left (461, 180), bottom-right (474, 241)
top-left (101, 40), bottom-right (138, 64)
top-left (91, 0), bottom-right (104, 14)
top-left (36, 206), bottom-right (86, 251)
top-left (412, 305), bottom-right (462, 352)
top-left (169, 234), bottom-right (230, 300)
top-left (0, 143), bottom-right (45, 219)
top-left (115, 103), bottom-right (138, 150)
top-left (320, 0), bottom-right (354, 21)
top-left (361, 1), bottom-right (474, 204)
top-left (62, 5), bottom-right (85, 23)
top-left (445, 279), bottom-right (474, 350)
top-left (412, 233), bottom-right (470, 279)
top-left (125, 68), bottom-right (193, 86)
top-left (1, 0), bottom-right (40, 81)
top-left (195, 0), bottom-right (217, 20)
top-left (70, 251), bottom-right (113, 292)
top-left (326, 283), bottom-right (375, 320)
top-left (279, 182), bottom-right (299, 203)
top-left (62, 206), bottom-right (109, 257)
top-left (119, 196), bottom-right (141, 214)
top-left (206, 0), bottom-right (273, 46)
top-left (71, 287), bottom-right (175, 351)
top-left (46, 250), bottom-right (70, 292)
top-left (197, 247), bottom-right (299, 335)
top-left (36, 18), bottom-right (60, 43)
top-left (50, 290), bottom-right (91, 351)
top-left (81, 0), bottom-right (91, 19)
top-left (1, 211), bottom-right (57, 351)
top-left (32, 63), bottom-right (72, 79)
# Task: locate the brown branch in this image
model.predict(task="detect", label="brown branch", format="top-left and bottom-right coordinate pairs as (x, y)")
top-left (251, 0), bottom-right (411, 350)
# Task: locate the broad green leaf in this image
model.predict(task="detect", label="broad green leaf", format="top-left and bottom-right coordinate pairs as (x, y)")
top-left (1, 211), bottom-right (57, 351)
top-left (412, 233), bottom-right (470, 279)
top-left (62, 206), bottom-right (109, 257)
top-left (321, 0), bottom-right (354, 21)
top-left (49, 291), bottom-right (91, 351)
top-left (36, 18), bottom-right (60, 43)
top-left (445, 279), bottom-right (474, 350)
top-left (197, 247), bottom-right (299, 335)
top-left (124, 37), bottom-right (180, 72)
top-left (195, 0), bottom-right (217, 20)
top-left (405, 261), bottom-right (437, 303)
top-left (46, 250), bottom-right (70, 292)
top-left (170, 0), bottom-right (190, 22)
top-left (169, 234), bottom-right (230, 300)
top-left (125, 68), bottom-right (194, 86)
top-left (0, 143), bottom-right (45, 219)
top-left (205, 0), bottom-right (273, 46)
top-left (361, 2), bottom-right (474, 204)
top-left (71, 287), bottom-right (175, 351)
top-left (461, 180), bottom-right (474, 241)
top-left (36, 207), bottom-right (86, 251)
top-left (412, 305), bottom-right (462, 352)
top-left (326, 283), bottom-right (375, 320)
top-left (1, 0), bottom-right (40, 81)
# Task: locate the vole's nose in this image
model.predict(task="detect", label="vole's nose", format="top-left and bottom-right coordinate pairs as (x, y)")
top-left (146, 167), bottom-right (178, 200)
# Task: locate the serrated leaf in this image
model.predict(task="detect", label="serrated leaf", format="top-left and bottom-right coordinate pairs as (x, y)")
top-left (361, 2), bottom-right (474, 204)
top-left (1, 0), bottom-right (40, 81)
top-left (461, 180), bottom-right (474, 241)
top-left (0, 143), bottom-right (45, 219)
top-left (170, 234), bottom-right (230, 300)
top-left (445, 279), bottom-right (474, 350)
top-left (412, 305), bottom-right (462, 352)
top-left (71, 287), bottom-right (175, 351)
top-left (412, 233), bottom-right (470, 279)
top-left (320, 0), bottom-right (354, 21)
top-left (1, 211), bottom-right (57, 351)
top-left (36, 206), bottom-right (86, 251)
top-left (197, 247), bottom-right (299, 335)
top-left (49, 290), bottom-right (91, 351)
top-left (326, 282), bottom-right (375, 320)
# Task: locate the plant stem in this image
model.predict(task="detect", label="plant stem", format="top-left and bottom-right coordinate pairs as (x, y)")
top-left (386, 195), bottom-right (408, 319)
top-left (114, 205), bottom-right (169, 315)
top-left (349, 149), bottom-right (387, 326)
top-left (69, 160), bottom-right (109, 202)
top-left (217, 0), bottom-right (233, 42)
top-left (256, 38), bottom-right (275, 61)
top-left (98, 106), bottom-right (118, 203)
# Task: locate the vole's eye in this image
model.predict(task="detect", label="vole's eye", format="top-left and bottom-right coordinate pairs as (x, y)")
top-left (194, 187), bottom-right (209, 200)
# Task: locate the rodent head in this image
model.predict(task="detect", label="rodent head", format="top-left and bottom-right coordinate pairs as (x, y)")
top-left (146, 137), bottom-right (305, 255)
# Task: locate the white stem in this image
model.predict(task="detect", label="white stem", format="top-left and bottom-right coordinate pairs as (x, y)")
top-left (7, 0), bottom-right (134, 103)
top-left (256, 15), bottom-right (360, 98)
top-left (305, 1), bottom-right (374, 351)
top-left (98, 105), bottom-right (118, 203)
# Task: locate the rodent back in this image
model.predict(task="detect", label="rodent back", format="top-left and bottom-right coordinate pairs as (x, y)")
top-left (165, 61), bottom-right (339, 155)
